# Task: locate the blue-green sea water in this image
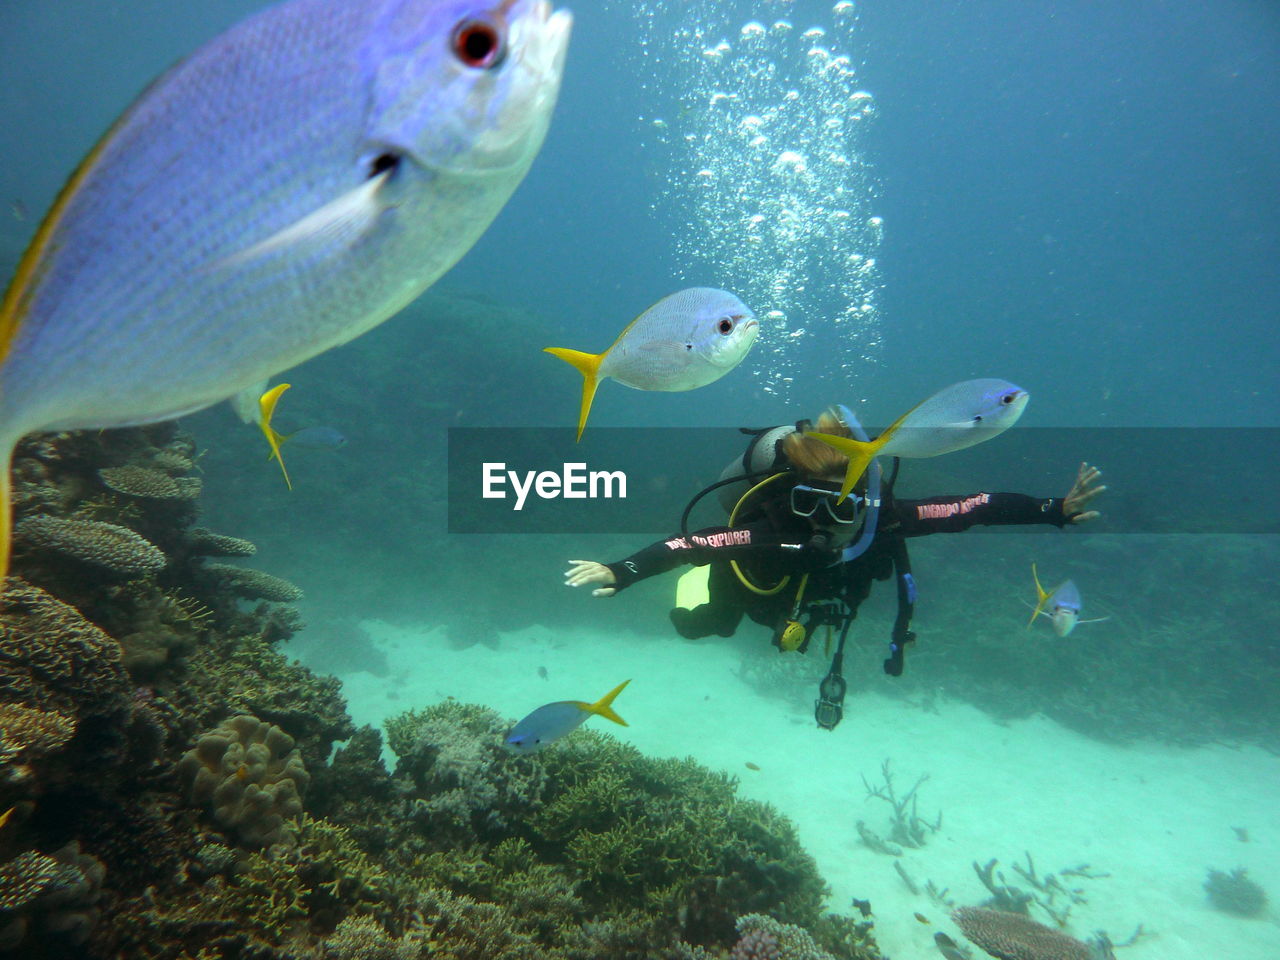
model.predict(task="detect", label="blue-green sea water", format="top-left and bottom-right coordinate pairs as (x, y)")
top-left (1, 2), bottom-right (1277, 958)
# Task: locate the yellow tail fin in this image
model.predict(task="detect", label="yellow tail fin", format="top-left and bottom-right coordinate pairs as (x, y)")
top-left (1027, 562), bottom-right (1051, 627)
top-left (258, 383), bottom-right (293, 490)
top-left (543, 347), bottom-right (604, 442)
top-left (587, 678), bottom-right (631, 727)
top-left (0, 443), bottom-right (11, 585)
top-left (803, 432), bottom-right (885, 501)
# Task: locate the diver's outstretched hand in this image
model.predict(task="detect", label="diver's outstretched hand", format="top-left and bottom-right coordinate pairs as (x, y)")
top-left (1063, 462), bottom-right (1105, 523)
top-left (564, 560), bottom-right (617, 598)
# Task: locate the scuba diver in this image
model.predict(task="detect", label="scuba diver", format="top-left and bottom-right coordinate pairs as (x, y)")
top-left (563, 406), bottom-right (1105, 729)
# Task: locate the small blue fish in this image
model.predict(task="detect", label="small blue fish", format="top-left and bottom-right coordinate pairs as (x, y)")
top-left (286, 426), bottom-right (348, 450)
top-left (1027, 563), bottom-right (1107, 637)
top-left (0, 0), bottom-right (573, 577)
top-left (504, 679), bottom-right (630, 754)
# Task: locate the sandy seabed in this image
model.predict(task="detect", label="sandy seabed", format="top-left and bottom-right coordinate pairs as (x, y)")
top-left (331, 617), bottom-right (1280, 960)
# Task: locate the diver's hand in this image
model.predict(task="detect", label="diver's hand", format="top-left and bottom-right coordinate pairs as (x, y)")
top-left (564, 560), bottom-right (617, 598)
top-left (1063, 462), bottom-right (1105, 523)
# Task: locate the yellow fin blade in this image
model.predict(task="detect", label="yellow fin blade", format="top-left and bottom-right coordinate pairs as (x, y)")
top-left (258, 383), bottom-right (293, 490)
top-left (803, 432), bottom-right (885, 501)
top-left (675, 565), bottom-right (710, 610)
top-left (544, 347), bottom-right (604, 442)
top-left (587, 678), bottom-right (631, 727)
top-left (0, 446), bottom-right (10, 584)
top-left (1027, 562), bottom-right (1051, 627)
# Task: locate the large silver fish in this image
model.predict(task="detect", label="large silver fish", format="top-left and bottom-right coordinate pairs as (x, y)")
top-left (0, 0), bottom-right (572, 576)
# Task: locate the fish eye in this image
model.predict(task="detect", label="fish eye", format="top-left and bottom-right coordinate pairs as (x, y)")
top-left (717, 317), bottom-right (735, 335)
top-left (451, 19), bottom-right (505, 69)
top-left (1000, 392), bottom-right (1016, 405)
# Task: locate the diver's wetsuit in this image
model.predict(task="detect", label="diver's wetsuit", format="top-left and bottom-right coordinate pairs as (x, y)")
top-left (604, 491), bottom-right (1071, 639)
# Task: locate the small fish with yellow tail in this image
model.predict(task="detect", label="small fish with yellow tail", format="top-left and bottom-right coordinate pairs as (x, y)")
top-left (807, 379), bottom-right (1029, 501)
top-left (544, 288), bottom-right (758, 440)
top-left (0, 0), bottom-right (573, 579)
top-left (503, 679), bottom-right (630, 754)
top-left (1027, 563), bottom-right (1108, 637)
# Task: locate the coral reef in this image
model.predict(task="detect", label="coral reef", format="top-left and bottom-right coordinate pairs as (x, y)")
top-left (15, 516), bottom-right (167, 577)
top-left (1203, 866), bottom-right (1267, 917)
top-left (203, 562), bottom-right (305, 602)
top-left (178, 714), bottom-right (311, 848)
top-left (1, 423), bottom-right (876, 960)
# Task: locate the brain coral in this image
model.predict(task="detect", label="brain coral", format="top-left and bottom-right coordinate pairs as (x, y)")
top-left (16, 515), bottom-right (166, 577)
top-left (177, 714), bottom-right (311, 848)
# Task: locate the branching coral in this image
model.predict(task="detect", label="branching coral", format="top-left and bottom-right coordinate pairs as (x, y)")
top-left (178, 714), bottom-right (310, 848)
top-left (0, 703), bottom-right (76, 763)
top-left (0, 841), bottom-right (106, 951)
top-left (16, 515), bottom-right (167, 577)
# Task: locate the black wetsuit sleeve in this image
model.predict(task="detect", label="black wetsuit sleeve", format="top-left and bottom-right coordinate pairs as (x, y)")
top-left (604, 521), bottom-right (833, 592)
top-left (892, 492), bottom-right (1068, 536)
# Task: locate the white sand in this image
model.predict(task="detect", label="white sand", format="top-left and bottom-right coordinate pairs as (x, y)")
top-left (330, 618), bottom-right (1280, 959)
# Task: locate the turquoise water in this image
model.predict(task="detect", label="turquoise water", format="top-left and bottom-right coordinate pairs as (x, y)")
top-left (1, 1), bottom-right (1277, 957)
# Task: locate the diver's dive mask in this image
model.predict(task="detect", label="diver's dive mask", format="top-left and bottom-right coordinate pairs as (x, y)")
top-left (790, 482), bottom-right (864, 525)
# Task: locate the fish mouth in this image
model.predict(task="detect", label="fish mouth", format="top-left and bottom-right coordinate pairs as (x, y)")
top-left (465, 0), bottom-right (572, 171)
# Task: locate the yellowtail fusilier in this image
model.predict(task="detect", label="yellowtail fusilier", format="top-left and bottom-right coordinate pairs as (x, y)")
top-left (808, 379), bottom-right (1030, 500)
top-left (544, 288), bottom-right (759, 440)
top-left (503, 679), bottom-right (630, 754)
top-left (0, 0), bottom-right (573, 578)
top-left (1027, 563), bottom-right (1108, 637)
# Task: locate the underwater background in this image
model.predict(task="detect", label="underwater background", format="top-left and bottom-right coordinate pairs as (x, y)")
top-left (1, 1), bottom-right (1278, 958)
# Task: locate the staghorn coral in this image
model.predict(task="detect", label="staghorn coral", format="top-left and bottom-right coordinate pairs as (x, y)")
top-left (205, 562), bottom-right (304, 602)
top-left (15, 515), bottom-right (166, 577)
top-left (177, 714), bottom-right (310, 848)
top-left (188, 527), bottom-right (257, 557)
top-left (98, 465), bottom-right (198, 501)
top-left (951, 906), bottom-right (1094, 960)
top-left (321, 915), bottom-right (421, 960)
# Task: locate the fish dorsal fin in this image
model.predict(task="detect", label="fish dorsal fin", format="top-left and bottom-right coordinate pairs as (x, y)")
top-left (583, 678), bottom-right (630, 727)
top-left (543, 347), bottom-right (605, 442)
top-left (1027, 562), bottom-right (1052, 627)
top-left (217, 170), bottom-right (392, 269)
top-left (258, 383), bottom-right (293, 490)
